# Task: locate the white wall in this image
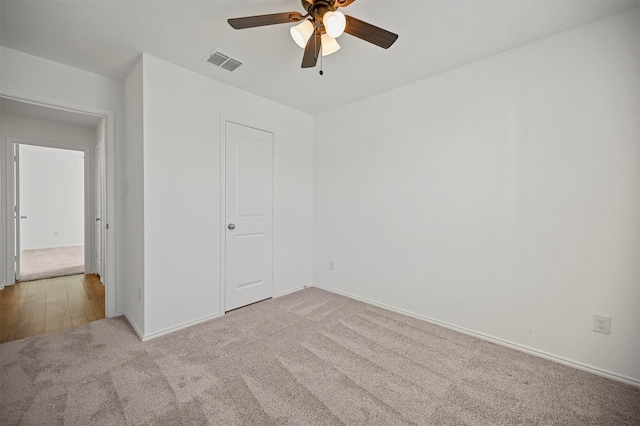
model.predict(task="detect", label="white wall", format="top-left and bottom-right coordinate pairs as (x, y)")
top-left (141, 54), bottom-right (313, 337)
top-left (1, 113), bottom-right (96, 150)
top-left (0, 46), bottom-right (123, 314)
top-left (122, 56), bottom-right (145, 334)
top-left (0, 46), bottom-right (313, 335)
top-left (0, 47), bottom-right (123, 112)
top-left (19, 145), bottom-right (84, 250)
top-left (314, 9), bottom-right (640, 383)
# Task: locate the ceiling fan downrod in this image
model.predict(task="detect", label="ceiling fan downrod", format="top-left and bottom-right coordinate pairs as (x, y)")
top-left (302, 0), bottom-right (335, 29)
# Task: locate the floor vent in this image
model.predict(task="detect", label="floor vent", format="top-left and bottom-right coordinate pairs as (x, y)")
top-left (204, 49), bottom-right (242, 72)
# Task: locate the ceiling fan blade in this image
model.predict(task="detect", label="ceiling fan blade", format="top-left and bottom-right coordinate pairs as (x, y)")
top-left (228, 12), bottom-right (305, 30)
top-left (344, 15), bottom-right (398, 49)
top-left (301, 28), bottom-right (321, 68)
top-left (335, 0), bottom-right (357, 7)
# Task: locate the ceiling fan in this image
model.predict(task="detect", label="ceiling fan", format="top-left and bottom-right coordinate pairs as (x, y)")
top-left (228, 0), bottom-right (398, 69)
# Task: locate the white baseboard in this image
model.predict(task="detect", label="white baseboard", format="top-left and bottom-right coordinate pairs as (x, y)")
top-left (141, 313), bottom-right (222, 342)
top-left (312, 282), bottom-right (640, 388)
top-left (275, 284), bottom-right (308, 298)
top-left (126, 284), bottom-right (309, 343)
top-left (122, 313), bottom-right (145, 340)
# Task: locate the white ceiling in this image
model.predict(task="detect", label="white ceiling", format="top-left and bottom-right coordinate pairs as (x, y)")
top-left (1, 0), bottom-right (637, 114)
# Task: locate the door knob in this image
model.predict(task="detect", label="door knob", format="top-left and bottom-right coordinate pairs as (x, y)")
top-left (20, 215), bottom-right (27, 219)
top-left (228, 223), bottom-right (236, 230)
top-left (96, 218), bottom-right (101, 222)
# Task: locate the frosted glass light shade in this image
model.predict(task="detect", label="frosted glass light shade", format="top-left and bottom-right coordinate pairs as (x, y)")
top-left (290, 20), bottom-right (314, 48)
top-left (321, 34), bottom-right (341, 56)
top-left (324, 10), bottom-right (346, 38)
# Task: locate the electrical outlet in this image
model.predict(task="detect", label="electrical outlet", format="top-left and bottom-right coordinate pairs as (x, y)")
top-left (593, 314), bottom-right (610, 334)
top-left (329, 260), bottom-right (334, 270)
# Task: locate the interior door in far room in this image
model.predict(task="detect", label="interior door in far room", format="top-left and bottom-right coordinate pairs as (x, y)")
top-left (14, 144), bottom-right (22, 280)
top-left (95, 143), bottom-right (103, 278)
top-left (225, 121), bottom-right (274, 312)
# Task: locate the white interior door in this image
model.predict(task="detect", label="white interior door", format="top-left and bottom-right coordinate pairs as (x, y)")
top-left (225, 121), bottom-right (274, 312)
top-left (14, 144), bottom-right (22, 280)
top-left (95, 144), bottom-right (103, 278)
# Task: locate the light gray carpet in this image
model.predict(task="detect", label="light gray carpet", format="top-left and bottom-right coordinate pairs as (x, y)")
top-left (1, 287), bottom-right (638, 425)
top-left (19, 246), bottom-right (84, 282)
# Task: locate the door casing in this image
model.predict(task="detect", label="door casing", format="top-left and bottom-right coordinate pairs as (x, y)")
top-left (14, 144), bottom-right (21, 280)
top-left (95, 142), bottom-right (104, 279)
top-left (9, 140), bottom-right (91, 280)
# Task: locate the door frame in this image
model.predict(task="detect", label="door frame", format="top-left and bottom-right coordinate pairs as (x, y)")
top-left (14, 144), bottom-right (21, 280)
top-left (219, 116), bottom-right (276, 315)
top-left (8, 139), bottom-right (92, 279)
top-left (95, 140), bottom-right (105, 279)
top-left (0, 90), bottom-right (116, 318)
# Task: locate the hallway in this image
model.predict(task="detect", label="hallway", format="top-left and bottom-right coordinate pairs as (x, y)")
top-left (0, 274), bottom-right (104, 343)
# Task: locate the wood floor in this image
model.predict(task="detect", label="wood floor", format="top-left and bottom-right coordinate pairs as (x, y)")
top-left (0, 274), bottom-right (105, 343)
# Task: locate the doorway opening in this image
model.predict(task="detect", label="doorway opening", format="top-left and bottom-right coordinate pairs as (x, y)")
top-left (1, 93), bottom-right (115, 328)
top-left (15, 144), bottom-right (86, 282)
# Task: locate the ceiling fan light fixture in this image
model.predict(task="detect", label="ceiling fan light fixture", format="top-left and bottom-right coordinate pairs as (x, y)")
top-left (290, 20), bottom-right (314, 48)
top-left (228, 3), bottom-right (398, 70)
top-left (324, 10), bottom-right (346, 38)
top-left (321, 34), bottom-right (340, 56)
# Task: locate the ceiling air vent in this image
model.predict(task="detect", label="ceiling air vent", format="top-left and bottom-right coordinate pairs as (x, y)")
top-left (204, 49), bottom-right (243, 72)
top-left (221, 58), bottom-right (242, 72)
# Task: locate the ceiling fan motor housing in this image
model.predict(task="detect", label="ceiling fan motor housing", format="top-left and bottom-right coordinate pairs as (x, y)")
top-left (303, 0), bottom-right (338, 30)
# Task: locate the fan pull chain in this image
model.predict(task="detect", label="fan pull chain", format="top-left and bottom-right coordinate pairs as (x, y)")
top-left (318, 19), bottom-right (324, 76)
